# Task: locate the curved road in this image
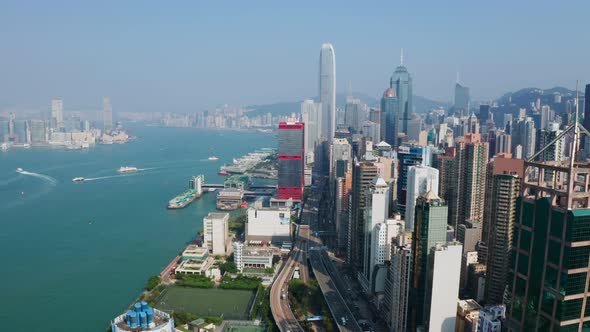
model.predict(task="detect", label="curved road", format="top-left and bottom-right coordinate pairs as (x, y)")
top-left (270, 244), bottom-right (304, 332)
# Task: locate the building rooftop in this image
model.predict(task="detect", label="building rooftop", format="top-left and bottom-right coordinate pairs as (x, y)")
top-left (242, 248), bottom-right (274, 257)
top-left (182, 245), bottom-right (208, 256)
top-left (206, 212), bottom-right (229, 219)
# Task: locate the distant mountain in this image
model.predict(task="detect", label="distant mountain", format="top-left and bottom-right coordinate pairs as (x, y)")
top-left (246, 93), bottom-right (449, 116)
top-left (495, 86), bottom-right (583, 114)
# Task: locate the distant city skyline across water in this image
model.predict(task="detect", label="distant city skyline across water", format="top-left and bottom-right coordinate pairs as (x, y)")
top-left (0, 125), bottom-right (274, 331)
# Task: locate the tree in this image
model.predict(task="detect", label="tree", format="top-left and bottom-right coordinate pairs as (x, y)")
top-left (145, 275), bottom-right (161, 291)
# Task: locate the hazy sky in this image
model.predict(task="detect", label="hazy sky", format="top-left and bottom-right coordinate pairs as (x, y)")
top-left (0, 1), bottom-right (588, 113)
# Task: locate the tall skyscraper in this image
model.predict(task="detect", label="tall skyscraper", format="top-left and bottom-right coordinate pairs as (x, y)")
top-left (29, 120), bottom-right (47, 144)
top-left (103, 97), bottom-right (113, 133)
top-left (411, 190), bottom-right (448, 327)
top-left (319, 43), bottom-right (336, 139)
top-left (454, 82), bottom-right (471, 117)
top-left (344, 97), bottom-right (361, 133)
top-left (483, 156), bottom-right (523, 305)
top-left (396, 144), bottom-right (428, 216)
top-left (457, 134), bottom-right (489, 226)
top-left (362, 176), bottom-right (390, 289)
top-left (381, 88), bottom-right (399, 148)
top-left (423, 242), bottom-right (462, 332)
top-left (405, 165), bottom-right (439, 231)
top-left (277, 122), bottom-right (305, 200)
top-left (51, 98), bottom-right (64, 131)
top-left (300, 99), bottom-right (322, 165)
top-left (349, 161), bottom-right (379, 266)
top-left (506, 117), bottom-right (590, 330)
top-left (390, 50), bottom-right (413, 135)
top-left (383, 240), bottom-right (411, 332)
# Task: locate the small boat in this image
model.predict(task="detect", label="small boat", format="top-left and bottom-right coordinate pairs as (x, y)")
top-left (72, 177), bottom-right (85, 182)
top-left (218, 171), bottom-right (230, 176)
top-left (117, 166), bottom-right (138, 173)
top-left (208, 156), bottom-right (219, 161)
top-left (16, 168), bottom-right (24, 173)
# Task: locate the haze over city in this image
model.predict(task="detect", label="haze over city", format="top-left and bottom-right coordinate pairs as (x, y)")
top-left (1, 0), bottom-right (589, 113)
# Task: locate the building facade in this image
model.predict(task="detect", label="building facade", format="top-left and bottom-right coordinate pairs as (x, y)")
top-left (319, 43), bottom-right (336, 140)
top-left (277, 122), bottom-right (304, 200)
top-left (203, 212), bottom-right (229, 256)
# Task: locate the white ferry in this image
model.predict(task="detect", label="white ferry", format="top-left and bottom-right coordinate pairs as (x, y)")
top-left (117, 166), bottom-right (138, 173)
top-left (16, 168), bottom-right (24, 173)
top-left (72, 177), bottom-right (85, 182)
top-left (208, 156), bottom-right (219, 161)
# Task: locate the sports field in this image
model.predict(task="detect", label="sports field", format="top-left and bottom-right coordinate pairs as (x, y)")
top-left (155, 287), bottom-right (255, 319)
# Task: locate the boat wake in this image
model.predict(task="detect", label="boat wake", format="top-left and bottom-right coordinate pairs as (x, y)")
top-left (19, 171), bottom-right (58, 185)
top-left (84, 173), bottom-right (140, 181)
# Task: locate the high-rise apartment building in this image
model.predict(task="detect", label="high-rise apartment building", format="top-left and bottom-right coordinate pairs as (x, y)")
top-left (277, 122), bottom-right (304, 200)
top-left (483, 156), bottom-right (523, 305)
top-left (103, 97), bottom-right (113, 133)
top-left (536, 122), bottom-right (564, 162)
top-left (362, 176), bottom-right (390, 290)
top-left (411, 190), bottom-right (448, 327)
top-left (457, 134), bottom-right (489, 226)
top-left (405, 165), bottom-right (439, 232)
top-left (383, 232), bottom-right (412, 332)
top-left (203, 212), bottom-right (229, 256)
top-left (382, 88), bottom-right (399, 148)
top-left (349, 161), bottom-right (379, 267)
top-left (319, 43), bottom-right (336, 139)
top-left (390, 52), bottom-right (413, 135)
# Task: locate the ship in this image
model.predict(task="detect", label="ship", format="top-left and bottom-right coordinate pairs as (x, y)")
top-left (117, 166), bottom-right (138, 173)
top-left (72, 177), bottom-right (85, 182)
top-left (16, 168), bottom-right (24, 173)
top-left (208, 156), bottom-right (219, 161)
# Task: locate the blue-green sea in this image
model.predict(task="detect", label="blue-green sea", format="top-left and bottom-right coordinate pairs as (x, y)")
top-left (0, 125), bottom-right (274, 331)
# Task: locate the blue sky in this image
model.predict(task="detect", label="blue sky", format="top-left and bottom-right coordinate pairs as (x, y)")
top-left (0, 1), bottom-right (588, 112)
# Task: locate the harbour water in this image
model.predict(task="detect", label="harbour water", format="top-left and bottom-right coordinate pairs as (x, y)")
top-left (0, 125), bottom-right (274, 331)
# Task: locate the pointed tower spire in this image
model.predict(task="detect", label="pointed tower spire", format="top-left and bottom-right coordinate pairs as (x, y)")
top-left (400, 48), bottom-right (404, 66)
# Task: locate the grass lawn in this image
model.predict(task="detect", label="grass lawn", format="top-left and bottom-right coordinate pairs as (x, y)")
top-left (155, 286), bottom-right (255, 320)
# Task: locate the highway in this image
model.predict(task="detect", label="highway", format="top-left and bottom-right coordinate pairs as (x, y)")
top-left (305, 179), bottom-right (362, 332)
top-left (270, 232), bottom-right (305, 332)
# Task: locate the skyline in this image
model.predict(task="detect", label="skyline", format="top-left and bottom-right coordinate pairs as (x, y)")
top-left (1, 1), bottom-right (589, 113)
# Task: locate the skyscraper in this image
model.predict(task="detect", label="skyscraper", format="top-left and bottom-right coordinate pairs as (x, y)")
top-left (396, 144), bottom-right (428, 216)
top-left (319, 43), bottom-right (336, 140)
top-left (405, 165), bottom-right (439, 231)
top-left (344, 97), bottom-right (361, 133)
top-left (381, 88), bottom-right (399, 148)
top-left (536, 122), bottom-right (564, 162)
top-left (51, 98), bottom-right (64, 131)
top-left (454, 82), bottom-right (470, 117)
top-left (390, 50), bottom-right (413, 135)
top-left (458, 134), bottom-right (489, 226)
top-left (483, 156), bottom-right (523, 305)
top-left (362, 176), bottom-right (389, 290)
top-left (300, 99), bottom-right (322, 164)
top-left (277, 122), bottom-right (304, 200)
top-left (411, 190), bottom-right (448, 327)
top-left (349, 161), bottom-right (379, 267)
top-left (103, 97), bottom-right (113, 133)
top-left (506, 115), bottom-right (590, 330)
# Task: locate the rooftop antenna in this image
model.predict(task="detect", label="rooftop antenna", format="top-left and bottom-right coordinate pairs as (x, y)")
top-left (348, 81), bottom-right (353, 98)
top-left (400, 48), bottom-right (404, 66)
top-left (456, 72), bottom-right (460, 84)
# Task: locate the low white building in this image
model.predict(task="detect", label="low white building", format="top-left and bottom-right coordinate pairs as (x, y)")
top-left (204, 212), bottom-right (229, 256)
top-left (233, 242), bottom-right (274, 272)
top-left (245, 201), bottom-right (292, 243)
top-left (478, 305), bottom-right (505, 332)
top-left (181, 245), bottom-right (209, 261)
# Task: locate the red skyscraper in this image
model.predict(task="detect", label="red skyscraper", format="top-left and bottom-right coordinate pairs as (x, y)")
top-left (277, 122), bottom-right (304, 200)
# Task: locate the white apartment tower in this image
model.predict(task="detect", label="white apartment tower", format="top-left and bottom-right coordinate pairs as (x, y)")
top-left (203, 212), bottom-right (229, 256)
